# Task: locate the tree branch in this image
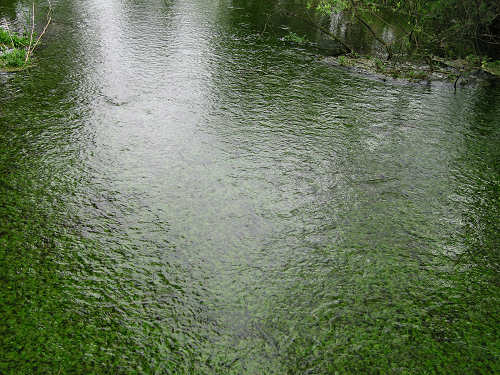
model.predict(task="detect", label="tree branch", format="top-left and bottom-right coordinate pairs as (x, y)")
top-left (354, 14), bottom-right (393, 59)
top-left (282, 10), bottom-right (352, 54)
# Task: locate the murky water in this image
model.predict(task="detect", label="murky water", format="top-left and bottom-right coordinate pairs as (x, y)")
top-left (1, 0), bottom-right (499, 374)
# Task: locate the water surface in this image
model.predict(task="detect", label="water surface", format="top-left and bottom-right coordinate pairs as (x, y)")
top-left (1, 0), bottom-right (499, 373)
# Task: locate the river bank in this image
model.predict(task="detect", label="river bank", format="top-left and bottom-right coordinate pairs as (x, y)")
top-left (0, 2), bottom-right (52, 72)
top-left (323, 54), bottom-right (500, 87)
top-left (274, 0), bottom-right (500, 86)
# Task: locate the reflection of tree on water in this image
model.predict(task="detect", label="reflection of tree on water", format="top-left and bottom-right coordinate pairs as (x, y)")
top-left (221, 0), bottom-right (405, 58)
top-left (328, 9), bottom-right (405, 56)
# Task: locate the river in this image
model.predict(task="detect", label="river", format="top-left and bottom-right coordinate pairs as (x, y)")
top-left (1, 0), bottom-right (499, 374)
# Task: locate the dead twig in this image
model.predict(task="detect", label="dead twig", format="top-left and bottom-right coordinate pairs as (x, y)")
top-left (25, 3), bottom-right (35, 63)
top-left (25, 1), bottom-right (53, 64)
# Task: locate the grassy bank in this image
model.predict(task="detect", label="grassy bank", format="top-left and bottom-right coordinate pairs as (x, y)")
top-left (0, 28), bottom-right (30, 71)
top-left (0, 2), bottom-right (52, 72)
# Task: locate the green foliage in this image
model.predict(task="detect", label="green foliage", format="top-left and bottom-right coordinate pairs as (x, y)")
top-left (413, 0), bottom-right (500, 57)
top-left (0, 28), bottom-right (31, 70)
top-left (0, 48), bottom-right (27, 68)
top-left (405, 69), bottom-right (428, 81)
top-left (373, 57), bottom-right (384, 71)
top-left (465, 54), bottom-right (482, 66)
top-left (307, 0), bottom-right (347, 14)
top-left (0, 28), bottom-right (29, 48)
top-left (307, 0), bottom-right (500, 58)
top-left (482, 60), bottom-right (500, 76)
top-left (283, 31), bottom-right (308, 45)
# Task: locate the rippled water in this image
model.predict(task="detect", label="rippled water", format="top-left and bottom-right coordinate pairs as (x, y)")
top-left (1, 0), bottom-right (499, 374)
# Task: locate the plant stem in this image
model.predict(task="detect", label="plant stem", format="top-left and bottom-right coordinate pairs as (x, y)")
top-left (24, 1), bottom-right (53, 64)
top-left (25, 3), bottom-right (35, 64)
